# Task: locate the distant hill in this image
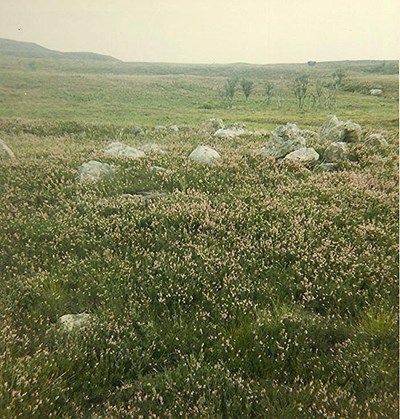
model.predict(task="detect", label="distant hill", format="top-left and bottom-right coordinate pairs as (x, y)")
top-left (0, 38), bottom-right (120, 62)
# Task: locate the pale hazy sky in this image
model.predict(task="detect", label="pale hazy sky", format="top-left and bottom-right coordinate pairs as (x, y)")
top-left (0, 0), bottom-right (399, 64)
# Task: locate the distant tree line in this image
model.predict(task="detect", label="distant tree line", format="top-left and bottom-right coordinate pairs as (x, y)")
top-left (223, 69), bottom-right (346, 111)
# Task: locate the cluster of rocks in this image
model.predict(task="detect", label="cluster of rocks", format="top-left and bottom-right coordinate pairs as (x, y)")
top-left (78, 141), bottom-right (166, 182)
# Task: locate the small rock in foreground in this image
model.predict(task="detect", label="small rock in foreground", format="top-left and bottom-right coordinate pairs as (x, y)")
top-left (324, 142), bottom-right (349, 163)
top-left (59, 313), bottom-right (91, 332)
top-left (283, 147), bottom-right (319, 164)
top-left (365, 133), bottom-right (388, 147)
top-left (104, 142), bottom-right (146, 159)
top-left (189, 145), bottom-right (221, 164)
top-left (78, 160), bottom-right (114, 183)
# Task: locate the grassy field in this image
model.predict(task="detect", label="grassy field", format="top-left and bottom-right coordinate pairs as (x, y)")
top-left (0, 50), bottom-right (399, 417)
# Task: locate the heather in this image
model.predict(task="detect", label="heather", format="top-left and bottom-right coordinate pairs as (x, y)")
top-left (0, 56), bottom-right (399, 417)
top-left (0, 121), bottom-right (398, 417)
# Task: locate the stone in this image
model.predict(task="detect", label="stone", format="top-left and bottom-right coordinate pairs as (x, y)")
top-left (78, 160), bottom-right (114, 183)
top-left (320, 115), bottom-right (361, 143)
top-left (130, 126), bottom-right (145, 136)
top-left (139, 142), bottom-right (164, 154)
top-left (214, 127), bottom-right (248, 139)
top-left (365, 133), bottom-right (388, 147)
top-left (342, 121), bottom-right (361, 142)
top-left (302, 129), bottom-right (320, 142)
top-left (59, 313), bottom-right (91, 332)
top-left (168, 125), bottom-right (179, 133)
top-left (104, 142), bottom-right (146, 159)
top-left (370, 88), bottom-right (383, 96)
top-left (189, 145), bottom-right (221, 164)
top-left (0, 139), bottom-right (16, 160)
top-left (199, 118), bottom-right (225, 135)
top-left (155, 125), bottom-right (167, 132)
top-left (259, 123), bottom-right (306, 158)
top-left (324, 142), bottom-right (349, 163)
top-left (282, 147), bottom-right (319, 164)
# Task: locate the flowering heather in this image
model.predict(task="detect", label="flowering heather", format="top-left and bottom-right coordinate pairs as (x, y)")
top-left (0, 121), bottom-right (398, 418)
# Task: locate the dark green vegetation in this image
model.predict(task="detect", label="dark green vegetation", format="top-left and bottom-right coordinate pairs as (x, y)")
top-left (0, 39), bottom-right (398, 417)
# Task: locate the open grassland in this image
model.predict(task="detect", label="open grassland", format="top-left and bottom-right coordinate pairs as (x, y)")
top-left (0, 57), bottom-right (399, 417)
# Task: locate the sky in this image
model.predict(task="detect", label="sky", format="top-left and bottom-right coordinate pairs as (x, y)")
top-left (0, 0), bottom-right (399, 64)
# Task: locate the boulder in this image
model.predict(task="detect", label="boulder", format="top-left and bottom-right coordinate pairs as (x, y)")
top-left (365, 133), bottom-right (388, 147)
top-left (0, 139), bottom-right (16, 160)
top-left (320, 115), bottom-right (361, 143)
top-left (283, 147), bottom-right (319, 164)
top-left (324, 142), bottom-right (349, 163)
top-left (168, 125), bottom-right (179, 133)
top-left (59, 313), bottom-right (91, 332)
top-left (199, 118), bottom-right (225, 135)
top-left (214, 127), bottom-right (248, 139)
top-left (302, 129), bottom-right (320, 142)
top-left (104, 142), bottom-right (146, 159)
top-left (78, 160), bottom-right (114, 183)
top-left (260, 123), bottom-right (306, 158)
top-left (155, 125), bottom-right (167, 132)
top-left (189, 145), bottom-right (221, 164)
top-left (370, 89), bottom-right (383, 96)
top-left (130, 126), bottom-right (145, 136)
top-left (342, 121), bottom-right (362, 142)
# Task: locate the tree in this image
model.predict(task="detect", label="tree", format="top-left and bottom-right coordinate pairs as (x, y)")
top-left (240, 78), bottom-right (254, 102)
top-left (332, 69), bottom-right (345, 90)
top-left (224, 77), bottom-right (238, 108)
top-left (307, 61), bottom-right (317, 67)
top-left (293, 74), bottom-right (309, 110)
top-left (264, 81), bottom-right (275, 105)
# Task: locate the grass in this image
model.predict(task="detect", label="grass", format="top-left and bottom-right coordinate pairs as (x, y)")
top-left (0, 55), bottom-right (398, 417)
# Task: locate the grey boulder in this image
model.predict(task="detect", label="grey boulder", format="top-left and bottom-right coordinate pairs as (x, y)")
top-left (189, 145), bottom-right (221, 164)
top-left (78, 160), bottom-right (114, 183)
top-left (283, 147), bottom-right (319, 164)
top-left (324, 142), bottom-right (349, 162)
top-left (104, 142), bottom-right (145, 159)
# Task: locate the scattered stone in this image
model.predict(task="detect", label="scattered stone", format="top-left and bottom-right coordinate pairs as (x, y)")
top-left (104, 142), bottom-right (146, 159)
top-left (214, 127), bottom-right (248, 139)
top-left (365, 133), bottom-right (388, 147)
top-left (282, 147), bottom-right (319, 164)
top-left (199, 118), bottom-right (225, 135)
top-left (0, 139), bottom-right (16, 160)
top-left (189, 145), bottom-right (221, 164)
top-left (324, 142), bottom-right (349, 163)
top-left (78, 160), bottom-right (114, 183)
top-left (370, 88), bottom-right (383, 96)
top-left (315, 162), bottom-right (337, 172)
top-left (168, 125), bottom-right (179, 133)
top-left (130, 126), bottom-right (145, 136)
top-left (259, 123), bottom-right (306, 158)
top-left (139, 142), bottom-right (164, 154)
top-left (59, 313), bottom-right (91, 332)
top-left (155, 125), bottom-right (167, 132)
top-left (320, 115), bottom-right (361, 143)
